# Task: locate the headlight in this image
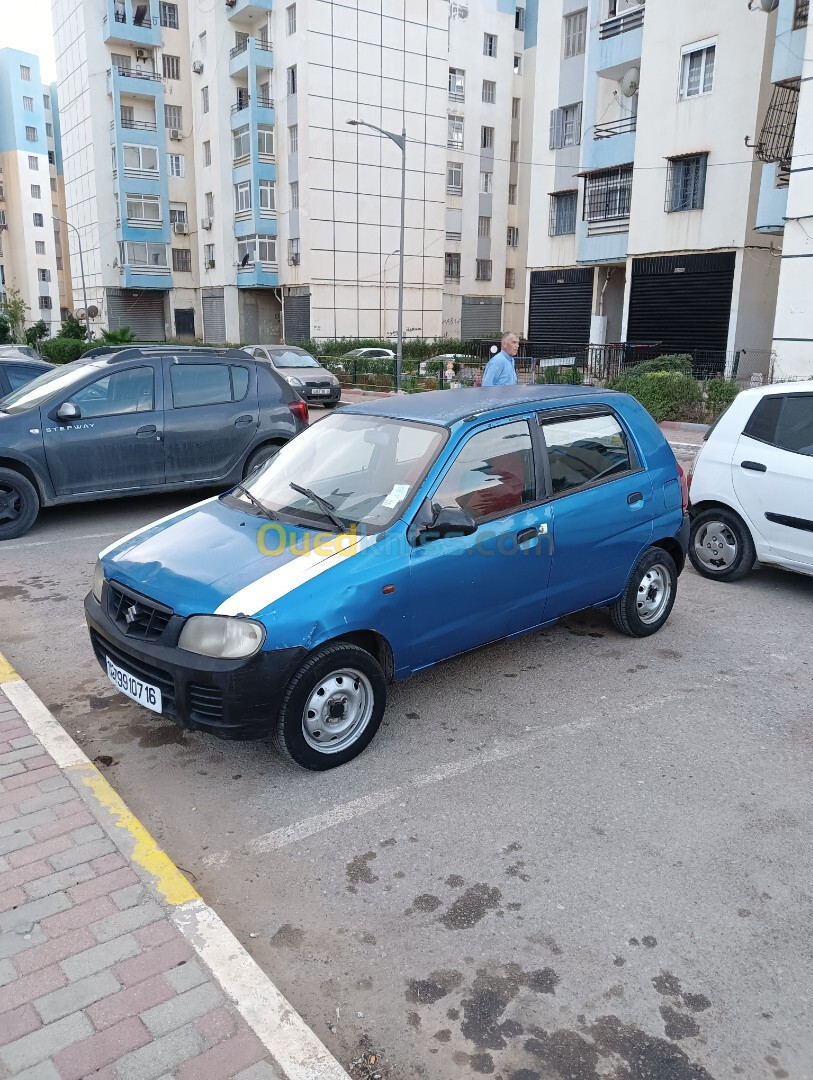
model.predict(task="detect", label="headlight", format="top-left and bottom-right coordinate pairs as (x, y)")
top-left (92, 559), bottom-right (104, 603)
top-left (178, 615), bottom-right (265, 659)
top-left (286, 376), bottom-right (303, 387)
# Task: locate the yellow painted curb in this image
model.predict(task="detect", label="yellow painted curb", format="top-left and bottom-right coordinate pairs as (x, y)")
top-left (0, 651), bottom-right (22, 683)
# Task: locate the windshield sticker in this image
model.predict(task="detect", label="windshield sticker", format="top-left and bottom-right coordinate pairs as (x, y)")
top-left (381, 483), bottom-right (410, 510)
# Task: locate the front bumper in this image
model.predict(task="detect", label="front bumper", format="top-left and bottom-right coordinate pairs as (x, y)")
top-left (300, 385), bottom-right (341, 404)
top-left (84, 588), bottom-right (306, 740)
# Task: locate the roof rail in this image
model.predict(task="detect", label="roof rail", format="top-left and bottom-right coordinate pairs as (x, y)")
top-left (81, 345), bottom-right (252, 359)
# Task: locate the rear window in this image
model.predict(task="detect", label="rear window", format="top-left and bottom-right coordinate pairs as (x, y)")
top-left (744, 393), bottom-right (813, 456)
top-left (170, 364), bottom-right (249, 407)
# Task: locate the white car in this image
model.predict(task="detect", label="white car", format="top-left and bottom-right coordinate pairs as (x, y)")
top-left (688, 380), bottom-right (813, 581)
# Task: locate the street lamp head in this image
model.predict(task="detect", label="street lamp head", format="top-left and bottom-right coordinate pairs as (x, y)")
top-left (347, 119), bottom-right (359, 126)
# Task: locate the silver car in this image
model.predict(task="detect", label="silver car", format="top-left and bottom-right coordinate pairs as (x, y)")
top-left (247, 345), bottom-right (342, 407)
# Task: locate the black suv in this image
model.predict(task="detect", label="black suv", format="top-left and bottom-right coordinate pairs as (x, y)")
top-left (0, 346), bottom-right (309, 541)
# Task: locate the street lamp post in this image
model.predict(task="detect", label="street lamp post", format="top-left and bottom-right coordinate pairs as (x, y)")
top-left (52, 215), bottom-right (92, 342)
top-left (348, 118), bottom-right (406, 391)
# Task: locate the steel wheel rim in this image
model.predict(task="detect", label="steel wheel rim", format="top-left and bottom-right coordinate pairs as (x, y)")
top-left (302, 667), bottom-right (374, 753)
top-left (0, 482), bottom-right (23, 526)
top-left (637, 563), bottom-right (672, 625)
top-left (694, 520), bottom-right (738, 571)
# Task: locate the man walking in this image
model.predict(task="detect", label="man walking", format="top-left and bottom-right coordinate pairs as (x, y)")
top-left (481, 332), bottom-right (520, 386)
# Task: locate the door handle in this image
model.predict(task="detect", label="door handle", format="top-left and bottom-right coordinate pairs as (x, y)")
top-left (136, 425), bottom-right (157, 437)
top-left (516, 527), bottom-right (538, 544)
top-left (740, 460), bottom-right (767, 472)
top-left (627, 491), bottom-right (643, 505)
top-left (234, 414), bottom-right (255, 426)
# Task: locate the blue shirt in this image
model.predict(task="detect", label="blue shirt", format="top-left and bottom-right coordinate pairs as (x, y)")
top-left (481, 350), bottom-right (518, 387)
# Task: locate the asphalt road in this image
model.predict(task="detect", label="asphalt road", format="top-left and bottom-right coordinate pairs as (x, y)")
top-left (2, 451), bottom-right (812, 1080)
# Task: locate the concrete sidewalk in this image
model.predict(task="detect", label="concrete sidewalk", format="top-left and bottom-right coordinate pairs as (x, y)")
top-left (0, 660), bottom-right (349, 1080)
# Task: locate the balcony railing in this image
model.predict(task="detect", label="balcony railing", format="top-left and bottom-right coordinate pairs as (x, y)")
top-left (255, 95), bottom-right (273, 108)
top-left (255, 40), bottom-right (273, 52)
top-left (230, 41), bottom-right (248, 59)
top-left (599, 6), bottom-right (644, 39)
top-left (231, 99), bottom-right (249, 113)
top-left (594, 115), bottom-right (637, 139)
top-left (111, 118), bottom-right (158, 130)
top-left (109, 66), bottom-right (162, 81)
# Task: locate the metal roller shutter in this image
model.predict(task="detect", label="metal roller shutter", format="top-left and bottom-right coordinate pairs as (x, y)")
top-left (283, 288), bottom-right (311, 343)
top-left (202, 288), bottom-right (226, 343)
top-left (106, 289), bottom-right (166, 341)
top-left (461, 296), bottom-right (502, 341)
top-left (627, 252), bottom-right (736, 352)
top-left (528, 269), bottom-right (593, 344)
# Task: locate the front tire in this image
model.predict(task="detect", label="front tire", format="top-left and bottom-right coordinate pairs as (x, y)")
top-left (610, 548), bottom-right (678, 638)
top-left (0, 469), bottom-right (40, 541)
top-left (274, 643), bottom-right (387, 770)
top-left (688, 508), bottom-right (756, 582)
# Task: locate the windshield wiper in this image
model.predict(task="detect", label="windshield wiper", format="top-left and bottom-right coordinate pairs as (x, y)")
top-left (289, 482), bottom-right (345, 531)
top-left (230, 483), bottom-right (277, 520)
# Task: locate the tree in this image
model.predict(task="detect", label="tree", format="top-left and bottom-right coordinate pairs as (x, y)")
top-left (100, 327), bottom-right (135, 344)
top-left (0, 313), bottom-right (11, 346)
top-left (1, 287), bottom-right (28, 342)
top-left (58, 316), bottom-right (87, 340)
top-left (25, 320), bottom-right (49, 348)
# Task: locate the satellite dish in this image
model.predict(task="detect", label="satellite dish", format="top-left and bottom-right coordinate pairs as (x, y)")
top-left (74, 308), bottom-right (86, 320)
top-left (620, 67), bottom-right (640, 98)
top-left (87, 305), bottom-right (99, 319)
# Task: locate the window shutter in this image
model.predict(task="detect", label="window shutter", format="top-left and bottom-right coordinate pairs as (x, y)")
top-left (574, 103), bottom-right (583, 145)
top-left (549, 108), bottom-right (564, 150)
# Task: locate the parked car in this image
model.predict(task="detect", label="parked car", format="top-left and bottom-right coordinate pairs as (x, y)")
top-left (688, 380), bottom-right (813, 581)
top-left (0, 345), bottom-right (43, 360)
top-left (86, 384), bottom-right (689, 770)
top-left (418, 353), bottom-right (476, 379)
top-left (0, 354), bottom-right (54, 396)
top-left (0, 346), bottom-right (308, 541)
top-left (342, 348), bottom-right (396, 360)
top-left (247, 345), bottom-right (341, 407)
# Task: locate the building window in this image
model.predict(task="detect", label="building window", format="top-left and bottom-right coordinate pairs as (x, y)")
top-left (549, 190), bottom-right (578, 235)
top-left (505, 267), bottom-right (516, 289)
top-left (20, 65), bottom-right (31, 81)
top-left (666, 154), bottom-right (708, 212)
top-left (507, 226), bottom-right (519, 247)
top-left (28, 155), bottom-right (38, 170)
top-left (48, 151), bottom-right (55, 165)
top-left (234, 180), bottom-right (252, 212)
top-left (203, 141), bottom-right (211, 166)
top-left (449, 67), bottom-right (465, 100)
top-left (172, 247), bottom-right (192, 272)
top-left (43, 93), bottom-right (51, 109)
top-left (238, 236), bottom-right (277, 265)
top-left (201, 86), bottom-right (209, 113)
top-left (512, 97), bottom-right (520, 120)
top-left (38, 296), bottom-right (52, 310)
top-left (123, 144), bottom-right (159, 173)
top-left (508, 183), bottom-right (517, 205)
top-left (287, 3), bottom-right (297, 34)
top-left (507, 141), bottom-right (517, 163)
top-left (550, 103), bottom-right (582, 148)
top-left (680, 41), bottom-right (716, 99)
top-left (445, 253), bottom-right (461, 279)
top-left (159, 1), bottom-right (178, 28)
top-left (515, 6), bottom-right (525, 30)
top-left (25, 126), bottom-right (37, 142)
top-left (480, 171), bottom-right (493, 194)
top-left (484, 33), bottom-right (497, 57)
top-left (35, 241), bottom-right (46, 255)
top-left (288, 237), bottom-right (300, 263)
top-left (164, 105), bottom-right (182, 129)
top-left (199, 31), bottom-right (207, 55)
top-left (257, 80), bottom-right (270, 106)
top-left (168, 153), bottom-right (184, 177)
top-left (448, 115), bottom-right (464, 149)
top-left (290, 181), bottom-right (299, 209)
top-left (111, 52), bottom-right (131, 71)
top-left (289, 124), bottom-right (298, 152)
top-left (259, 178), bottom-right (276, 211)
top-left (287, 65), bottom-right (297, 95)
top-left (233, 125), bottom-right (250, 159)
top-left (23, 96), bottom-right (34, 112)
top-left (33, 213), bottom-right (44, 226)
top-left (476, 259), bottom-right (492, 281)
top-left (50, 177), bottom-right (57, 191)
top-left (162, 55), bottom-right (181, 80)
top-left (204, 243), bottom-right (215, 266)
top-left (794, 0), bottom-right (808, 28)
top-left (126, 193), bottom-right (161, 222)
top-left (205, 192), bottom-right (214, 217)
top-left (447, 161), bottom-right (463, 194)
top-left (257, 125), bottom-right (275, 156)
top-left (169, 204), bottom-right (187, 224)
top-left (39, 268), bottom-right (51, 281)
top-left (478, 215), bottom-right (491, 237)
top-left (482, 79), bottom-right (496, 104)
top-left (481, 126), bottom-right (494, 149)
top-left (513, 54), bottom-right (523, 75)
top-left (45, 123), bottom-right (53, 138)
top-left (564, 9), bottom-right (587, 58)
top-left (584, 166), bottom-right (633, 222)
top-left (31, 184), bottom-right (41, 199)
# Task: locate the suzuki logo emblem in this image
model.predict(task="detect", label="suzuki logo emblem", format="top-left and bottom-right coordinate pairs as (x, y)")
top-left (124, 604), bottom-right (139, 625)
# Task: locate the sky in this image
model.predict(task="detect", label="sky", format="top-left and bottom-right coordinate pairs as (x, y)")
top-left (3, 0), bottom-right (58, 81)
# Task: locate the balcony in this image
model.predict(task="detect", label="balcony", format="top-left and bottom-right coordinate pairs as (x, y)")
top-left (236, 261), bottom-right (279, 288)
top-left (120, 264), bottom-right (172, 289)
top-left (594, 5), bottom-right (644, 72)
top-left (594, 115), bottom-right (637, 139)
top-left (229, 37), bottom-right (273, 77)
top-left (225, 0), bottom-right (272, 21)
top-left (599, 6), bottom-right (644, 39)
top-left (108, 65), bottom-right (164, 100)
top-left (103, 0), bottom-right (161, 47)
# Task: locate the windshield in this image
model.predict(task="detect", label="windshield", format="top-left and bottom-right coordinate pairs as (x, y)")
top-left (268, 349), bottom-right (322, 369)
top-left (0, 362), bottom-right (104, 414)
top-left (233, 413), bottom-right (446, 531)
top-left (0, 346), bottom-right (39, 360)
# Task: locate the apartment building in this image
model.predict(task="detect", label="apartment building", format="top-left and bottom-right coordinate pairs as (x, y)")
top-left (0, 49), bottom-right (73, 335)
top-left (524, 0), bottom-right (783, 376)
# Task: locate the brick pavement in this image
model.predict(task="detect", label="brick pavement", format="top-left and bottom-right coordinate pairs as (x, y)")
top-left (0, 685), bottom-right (332, 1080)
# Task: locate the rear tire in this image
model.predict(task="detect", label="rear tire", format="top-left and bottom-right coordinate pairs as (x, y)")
top-left (689, 508), bottom-right (756, 582)
top-left (274, 643), bottom-right (387, 770)
top-left (610, 548), bottom-right (678, 638)
top-left (0, 469), bottom-right (40, 541)
top-left (243, 442), bottom-right (283, 480)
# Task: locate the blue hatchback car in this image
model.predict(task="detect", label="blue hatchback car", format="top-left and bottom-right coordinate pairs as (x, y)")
top-left (85, 385), bottom-right (689, 770)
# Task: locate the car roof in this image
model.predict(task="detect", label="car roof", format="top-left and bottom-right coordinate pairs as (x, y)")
top-left (341, 384), bottom-right (606, 426)
top-left (0, 354), bottom-right (52, 366)
top-left (740, 379), bottom-right (813, 398)
top-left (79, 345), bottom-right (252, 361)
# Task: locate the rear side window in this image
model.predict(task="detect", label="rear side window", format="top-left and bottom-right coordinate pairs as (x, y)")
top-left (434, 421), bottom-right (536, 521)
top-left (743, 395), bottom-right (783, 444)
top-left (540, 412), bottom-right (632, 495)
top-left (745, 394), bottom-right (813, 455)
top-left (170, 363), bottom-right (250, 407)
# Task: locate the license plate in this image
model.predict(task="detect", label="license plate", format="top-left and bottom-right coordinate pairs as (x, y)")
top-left (312, 388), bottom-right (331, 396)
top-left (106, 656), bottom-right (162, 714)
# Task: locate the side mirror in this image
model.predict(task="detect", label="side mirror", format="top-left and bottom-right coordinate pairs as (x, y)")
top-left (417, 505), bottom-right (477, 544)
top-left (56, 402), bottom-right (81, 422)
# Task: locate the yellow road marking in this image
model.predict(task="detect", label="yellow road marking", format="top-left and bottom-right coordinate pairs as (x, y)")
top-left (0, 651), bottom-right (22, 684)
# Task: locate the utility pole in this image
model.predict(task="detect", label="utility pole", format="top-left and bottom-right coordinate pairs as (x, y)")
top-left (53, 215), bottom-right (92, 341)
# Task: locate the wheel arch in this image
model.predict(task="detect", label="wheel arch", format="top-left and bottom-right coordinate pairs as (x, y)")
top-left (651, 536), bottom-right (685, 575)
top-left (0, 456), bottom-right (46, 503)
top-left (323, 629), bottom-right (395, 683)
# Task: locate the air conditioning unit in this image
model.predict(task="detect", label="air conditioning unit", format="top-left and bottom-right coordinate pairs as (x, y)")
top-left (192, 60), bottom-right (204, 74)
top-left (135, 48), bottom-right (148, 59)
top-left (173, 222), bottom-right (189, 234)
top-left (205, 258), bottom-right (216, 268)
top-left (200, 217), bottom-right (213, 229)
top-left (169, 129), bottom-right (182, 141)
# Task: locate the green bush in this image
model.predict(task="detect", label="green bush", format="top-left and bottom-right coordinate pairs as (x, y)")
top-left (704, 378), bottom-right (740, 419)
top-left (536, 365), bottom-right (583, 385)
top-left (57, 317), bottom-right (88, 340)
top-left (626, 353), bottom-right (694, 378)
top-left (39, 338), bottom-right (98, 364)
top-left (291, 337), bottom-right (479, 362)
top-left (610, 369), bottom-right (703, 422)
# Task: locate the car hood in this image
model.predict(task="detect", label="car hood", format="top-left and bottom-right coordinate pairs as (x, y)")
top-left (101, 496), bottom-right (371, 617)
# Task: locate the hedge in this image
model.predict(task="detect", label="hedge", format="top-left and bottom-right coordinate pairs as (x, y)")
top-left (610, 369), bottom-right (703, 422)
top-left (291, 337), bottom-right (479, 361)
top-left (704, 377), bottom-right (740, 419)
top-left (39, 339), bottom-right (99, 364)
